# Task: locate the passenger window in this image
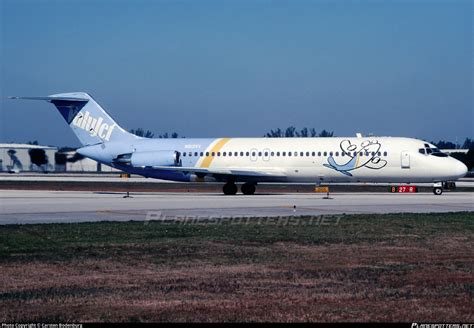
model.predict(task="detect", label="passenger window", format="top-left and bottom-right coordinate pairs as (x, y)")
top-left (240, 152), bottom-right (243, 156)
top-left (318, 152), bottom-right (321, 156)
top-left (234, 152), bottom-right (238, 156)
top-left (212, 152), bottom-right (215, 156)
top-left (246, 152), bottom-right (249, 156)
top-left (300, 152), bottom-right (304, 156)
top-left (311, 152), bottom-right (315, 156)
top-left (377, 152), bottom-right (381, 156)
top-left (383, 151), bottom-right (388, 156)
top-left (277, 152), bottom-right (280, 156)
top-left (264, 152), bottom-right (268, 157)
top-left (283, 152), bottom-right (286, 156)
top-left (329, 152), bottom-right (333, 156)
top-left (189, 152), bottom-right (192, 156)
top-left (258, 152), bottom-right (262, 157)
top-left (323, 152), bottom-right (327, 156)
top-left (200, 152), bottom-right (203, 156)
top-left (217, 152), bottom-right (221, 156)
top-left (183, 153), bottom-right (186, 157)
top-left (335, 152), bottom-right (339, 156)
top-left (194, 152), bottom-right (198, 156)
top-left (271, 152), bottom-right (274, 156)
top-left (288, 152), bottom-right (292, 157)
top-left (252, 152), bottom-right (256, 156)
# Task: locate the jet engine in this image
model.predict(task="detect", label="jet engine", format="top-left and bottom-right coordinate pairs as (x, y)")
top-left (113, 150), bottom-right (181, 167)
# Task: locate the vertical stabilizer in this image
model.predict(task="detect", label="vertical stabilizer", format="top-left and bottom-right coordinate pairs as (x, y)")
top-left (10, 92), bottom-right (140, 146)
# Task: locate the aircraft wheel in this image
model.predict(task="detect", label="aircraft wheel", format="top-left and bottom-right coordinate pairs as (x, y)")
top-left (433, 187), bottom-right (443, 195)
top-left (241, 183), bottom-right (256, 195)
top-left (223, 183), bottom-right (238, 195)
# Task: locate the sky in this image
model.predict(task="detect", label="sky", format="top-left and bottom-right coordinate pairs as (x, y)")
top-left (1, 0), bottom-right (472, 147)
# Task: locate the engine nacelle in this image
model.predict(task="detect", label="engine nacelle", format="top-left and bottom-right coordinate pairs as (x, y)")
top-left (114, 150), bottom-right (181, 167)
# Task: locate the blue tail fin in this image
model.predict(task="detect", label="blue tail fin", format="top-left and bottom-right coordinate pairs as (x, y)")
top-left (10, 92), bottom-right (139, 146)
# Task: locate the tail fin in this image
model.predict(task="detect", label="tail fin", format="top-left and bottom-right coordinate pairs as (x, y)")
top-left (10, 92), bottom-right (139, 146)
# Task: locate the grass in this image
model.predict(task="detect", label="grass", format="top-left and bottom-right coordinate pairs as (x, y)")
top-left (0, 212), bottom-right (473, 322)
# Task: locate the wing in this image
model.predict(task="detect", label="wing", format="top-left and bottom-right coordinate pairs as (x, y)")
top-left (149, 166), bottom-right (287, 178)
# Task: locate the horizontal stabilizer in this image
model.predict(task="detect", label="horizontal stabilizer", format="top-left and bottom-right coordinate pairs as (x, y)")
top-left (8, 96), bottom-right (89, 102)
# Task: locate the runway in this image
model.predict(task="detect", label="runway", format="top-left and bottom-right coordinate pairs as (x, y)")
top-left (1, 190), bottom-right (473, 225)
top-left (1, 173), bottom-right (474, 187)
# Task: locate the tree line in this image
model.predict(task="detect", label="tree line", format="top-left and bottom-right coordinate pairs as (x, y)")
top-left (129, 128), bottom-right (179, 139)
top-left (264, 127), bottom-right (334, 138)
top-left (128, 127), bottom-right (335, 139)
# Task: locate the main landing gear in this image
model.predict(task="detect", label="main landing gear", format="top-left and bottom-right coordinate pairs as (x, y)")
top-left (223, 182), bottom-right (238, 195)
top-left (241, 182), bottom-right (256, 195)
top-left (222, 182), bottom-right (256, 195)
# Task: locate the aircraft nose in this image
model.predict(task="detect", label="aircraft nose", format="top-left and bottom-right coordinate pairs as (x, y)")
top-left (453, 159), bottom-right (468, 178)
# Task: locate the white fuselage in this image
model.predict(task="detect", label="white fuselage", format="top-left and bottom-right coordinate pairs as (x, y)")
top-left (80, 136), bottom-right (468, 184)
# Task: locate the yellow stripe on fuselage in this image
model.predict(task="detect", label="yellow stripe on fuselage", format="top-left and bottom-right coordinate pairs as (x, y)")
top-left (200, 138), bottom-right (231, 168)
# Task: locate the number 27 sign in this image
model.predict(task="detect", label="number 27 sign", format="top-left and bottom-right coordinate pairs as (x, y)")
top-left (390, 186), bottom-right (418, 193)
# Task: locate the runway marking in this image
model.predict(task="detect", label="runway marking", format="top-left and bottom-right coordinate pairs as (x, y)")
top-left (280, 205), bottom-right (373, 214)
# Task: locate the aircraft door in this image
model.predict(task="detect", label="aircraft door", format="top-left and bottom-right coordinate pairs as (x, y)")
top-left (401, 151), bottom-right (410, 169)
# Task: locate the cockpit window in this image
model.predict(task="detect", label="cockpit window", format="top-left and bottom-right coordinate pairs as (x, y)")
top-left (420, 145), bottom-right (448, 157)
top-left (431, 152), bottom-right (448, 157)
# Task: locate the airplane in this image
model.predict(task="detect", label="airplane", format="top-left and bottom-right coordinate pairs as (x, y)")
top-left (10, 92), bottom-right (468, 195)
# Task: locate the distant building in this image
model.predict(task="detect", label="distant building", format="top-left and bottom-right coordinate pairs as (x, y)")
top-left (0, 143), bottom-right (120, 173)
top-left (56, 150), bottom-right (119, 172)
top-left (0, 143), bottom-right (57, 172)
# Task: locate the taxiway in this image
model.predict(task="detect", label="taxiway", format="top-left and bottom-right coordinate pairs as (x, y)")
top-left (1, 190), bottom-right (472, 225)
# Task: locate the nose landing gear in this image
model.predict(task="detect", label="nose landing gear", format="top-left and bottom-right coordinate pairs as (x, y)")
top-left (433, 182), bottom-right (443, 195)
top-left (433, 187), bottom-right (443, 195)
top-left (432, 181), bottom-right (456, 195)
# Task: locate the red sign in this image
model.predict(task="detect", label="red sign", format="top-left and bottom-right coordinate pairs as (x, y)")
top-left (390, 186), bottom-right (418, 193)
